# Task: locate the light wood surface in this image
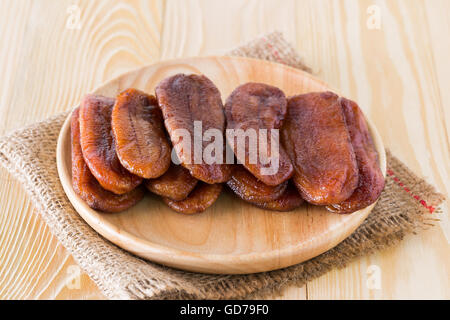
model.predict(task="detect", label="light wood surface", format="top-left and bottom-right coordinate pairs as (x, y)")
top-left (0, 0), bottom-right (448, 298)
top-left (56, 56), bottom-right (386, 274)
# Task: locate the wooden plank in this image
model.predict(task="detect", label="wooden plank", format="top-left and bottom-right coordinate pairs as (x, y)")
top-left (160, 0), bottom-right (298, 59)
top-left (0, 0), bottom-right (163, 134)
top-left (424, 0), bottom-right (450, 243)
top-left (0, 0), bottom-right (164, 299)
top-left (302, 0), bottom-right (450, 299)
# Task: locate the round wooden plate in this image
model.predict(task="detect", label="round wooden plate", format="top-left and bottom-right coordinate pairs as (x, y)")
top-left (57, 56), bottom-right (386, 274)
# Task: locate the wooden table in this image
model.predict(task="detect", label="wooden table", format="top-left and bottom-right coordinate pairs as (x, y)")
top-left (0, 0), bottom-right (448, 300)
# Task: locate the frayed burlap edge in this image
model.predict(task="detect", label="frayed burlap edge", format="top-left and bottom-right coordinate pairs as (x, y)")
top-left (228, 31), bottom-right (312, 73)
top-left (0, 32), bottom-right (446, 300)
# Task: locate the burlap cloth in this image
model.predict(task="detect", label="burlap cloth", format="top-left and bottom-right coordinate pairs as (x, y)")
top-left (0, 32), bottom-right (445, 300)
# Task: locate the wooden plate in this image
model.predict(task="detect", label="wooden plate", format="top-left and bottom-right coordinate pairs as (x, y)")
top-left (57, 56), bottom-right (386, 274)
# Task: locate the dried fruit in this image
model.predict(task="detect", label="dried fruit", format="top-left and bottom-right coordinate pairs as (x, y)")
top-left (163, 182), bottom-right (222, 214)
top-left (79, 94), bottom-right (143, 194)
top-left (71, 108), bottom-right (144, 212)
top-left (155, 74), bottom-right (232, 183)
top-left (282, 92), bottom-right (358, 205)
top-left (224, 83), bottom-right (293, 186)
top-left (112, 88), bottom-right (171, 179)
top-left (326, 98), bottom-right (385, 213)
top-left (145, 163), bottom-right (198, 201)
top-left (251, 182), bottom-right (304, 211)
top-left (227, 165), bottom-right (288, 202)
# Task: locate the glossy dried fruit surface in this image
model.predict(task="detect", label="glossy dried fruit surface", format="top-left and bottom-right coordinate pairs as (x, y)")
top-left (227, 165), bottom-right (287, 202)
top-left (79, 94), bottom-right (143, 194)
top-left (251, 182), bottom-right (304, 212)
top-left (326, 98), bottom-right (385, 214)
top-left (155, 74), bottom-right (232, 184)
top-left (71, 108), bottom-right (144, 213)
top-left (282, 92), bottom-right (358, 205)
top-left (112, 88), bottom-right (171, 179)
top-left (145, 163), bottom-right (198, 201)
top-left (225, 83), bottom-right (293, 186)
top-left (163, 182), bottom-right (222, 214)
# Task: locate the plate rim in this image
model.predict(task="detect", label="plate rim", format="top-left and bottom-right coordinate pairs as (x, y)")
top-left (56, 55), bottom-right (386, 274)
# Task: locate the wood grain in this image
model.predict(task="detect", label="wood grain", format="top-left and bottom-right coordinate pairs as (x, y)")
top-left (0, 0), bottom-right (448, 298)
top-left (0, 0), bottom-right (163, 299)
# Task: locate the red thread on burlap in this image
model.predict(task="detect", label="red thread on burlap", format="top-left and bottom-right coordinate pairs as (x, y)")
top-left (263, 37), bottom-right (287, 65)
top-left (387, 168), bottom-right (436, 213)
